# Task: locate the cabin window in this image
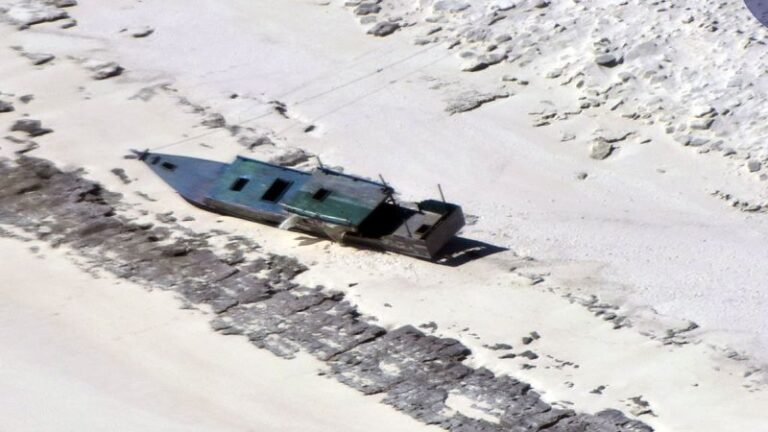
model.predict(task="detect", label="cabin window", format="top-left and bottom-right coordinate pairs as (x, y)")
top-left (312, 188), bottom-right (331, 201)
top-left (161, 161), bottom-right (177, 171)
top-left (230, 177), bottom-right (250, 192)
top-left (150, 156), bottom-right (160, 165)
top-left (261, 178), bottom-right (292, 202)
top-left (415, 224), bottom-right (431, 235)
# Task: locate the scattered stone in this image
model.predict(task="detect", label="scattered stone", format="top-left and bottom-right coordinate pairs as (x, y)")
top-left (10, 119), bottom-right (52, 137)
top-left (84, 60), bottom-right (124, 80)
top-left (0, 100), bottom-right (14, 113)
top-left (19, 94), bottom-right (34, 104)
top-left (47, 0), bottom-right (78, 7)
top-left (576, 172), bottom-right (588, 180)
top-left (270, 148), bottom-right (312, 167)
top-left (600, 131), bottom-right (634, 144)
top-left (546, 67), bottom-right (564, 79)
top-left (690, 118), bottom-right (714, 130)
top-left (747, 160), bottom-right (762, 173)
top-left (445, 90), bottom-right (510, 115)
top-left (461, 52), bottom-right (506, 72)
top-left (238, 132), bottom-right (274, 149)
top-left (2, 1), bottom-right (70, 27)
top-left (202, 113), bottom-right (226, 128)
top-left (60, 18), bottom-right (76, 28)
top-left (433, 0), bottom-right (471, 13)
top-left (589, 139), bottom-right (614, 160)
top-left (595, 53), bottom-right (620, 68)
top-left (693, 105), bottom-right (717, 118)
top-left (110, 168), bottom-right (132, 184)
top-left (627, 396), bottom-right (654, 416)
top-left (486, 343), bottom-right (513, 350)
top-left (15, 141), bottom-right (39, 154)
top-left (126, 26), bottom-right (154, 38)
top-left (687, 136), bottom-right (710, 147)
top-left (419, 321), bottom-right (438, 331)
top-left (355, 3), bottom-right (381, 15)
top-left (367, 21), bottom-right (400, 37)
top-left (22, 52), bottom-right (55, 65)
top-left (519, 350), bottom-right (539, 360)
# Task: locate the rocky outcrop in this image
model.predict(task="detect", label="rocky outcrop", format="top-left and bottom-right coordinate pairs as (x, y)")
top-left (0, 156), bottom-right (652, 432)
top-left (0, 0), bottom-right (76, 27)
top-left (339, 0), bottom-right (768, 181)
top-left (10, 118), bottom-right (52, 136)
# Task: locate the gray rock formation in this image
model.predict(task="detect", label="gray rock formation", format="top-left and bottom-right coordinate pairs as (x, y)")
top-left (89, 61), bottom-right (124, 80)
top-left (0, 0), bottom-right (76, 27)
top-left (368, 21), bottom-right (400, 37)
top-left (0, 100), bottom-right (14, 113)
top-left (445, 90), bottom-right (510, 115)
top-left (590, 139), bottom-right (614, 160)
top-left (10, 119), bottom-right (52, 137)
top-left (0, 156), bottom-right (652, 432)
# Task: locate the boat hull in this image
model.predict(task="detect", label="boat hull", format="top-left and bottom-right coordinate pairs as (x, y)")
top-left (136, 150), bottom-right (464, 260)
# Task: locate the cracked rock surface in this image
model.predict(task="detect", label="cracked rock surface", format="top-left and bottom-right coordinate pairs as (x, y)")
top-left (0, 156), bottom-right (651, 432)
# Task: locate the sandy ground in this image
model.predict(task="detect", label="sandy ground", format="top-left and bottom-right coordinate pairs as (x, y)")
top-left (1, 1), bottom-right (768, 431)
top-left (0, 235), bottom-right (438, 432)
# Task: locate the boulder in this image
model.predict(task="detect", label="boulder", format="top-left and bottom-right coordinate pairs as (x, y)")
top-left (0, 100), bottom-right (14, 113)
top-left (84, 60), bottom-right (124, 80)
top-left (595, 53), bottom-right (620, 67)
top-left (10, 119), bottom-right (52, 137)
top-left (354, 3), bottom-right (381, 15)
top-left (461, 52), bottom-right (506, 72)
top-left (590, 139), bottom-right (614, 160)
top-left (368, 21), bottom-right (400, 37)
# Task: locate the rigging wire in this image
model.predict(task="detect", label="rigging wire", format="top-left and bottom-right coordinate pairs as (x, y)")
top-left (147, 39), bottom-right (449, 152)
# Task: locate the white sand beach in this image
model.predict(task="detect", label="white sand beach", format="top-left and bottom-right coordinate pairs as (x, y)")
top-left (0, 236), bottom-right (438, 432)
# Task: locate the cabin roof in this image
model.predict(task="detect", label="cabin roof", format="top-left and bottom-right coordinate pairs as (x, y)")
top-left (207, 157), bottom-right (311, 215)
top-left (205, 156), bottom-right (392, 228)
top-left (281, 168), bottom-right (393, 228)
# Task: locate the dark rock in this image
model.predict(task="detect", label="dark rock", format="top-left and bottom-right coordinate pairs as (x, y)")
top-left (462, 53), bottom-right (506, 72)
top-left (202, 113), bottom-right (226, 128)
top-left (355, 3), bottom-right (381, 15)
top-left (110, 167), bottom-right (132, 184)
top-left (487, 343), bottom-right (513, 350)
top-left (10, 119), bottom-right (52, 137)
top-left (595, 53), bottom-right (620, 67)
top-left (89, 62), bottom-right (124, 80)
top-left (368, 22), bottom-right (400, 37)
top-left (590, 139), bottom-right (614, 160)
top-left (130, 26), bottom-right (154, 38)
top-left (0, 101), bottom-right (15, 113)
top-left (24, 52), bottom-right (55, 65)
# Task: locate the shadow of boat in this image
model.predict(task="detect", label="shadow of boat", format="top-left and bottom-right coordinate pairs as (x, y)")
top-left (433, 237), bottom-right (508, 267)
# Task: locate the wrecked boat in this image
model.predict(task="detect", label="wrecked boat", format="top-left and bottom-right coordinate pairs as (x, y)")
top-left (134, 150), bottom-right (465, 260)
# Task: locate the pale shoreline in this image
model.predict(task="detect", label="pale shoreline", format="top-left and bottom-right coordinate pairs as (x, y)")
top-left (1, 0), bottom-right (767, 431)
top-left (0, 235), bottom-right (439, 432)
